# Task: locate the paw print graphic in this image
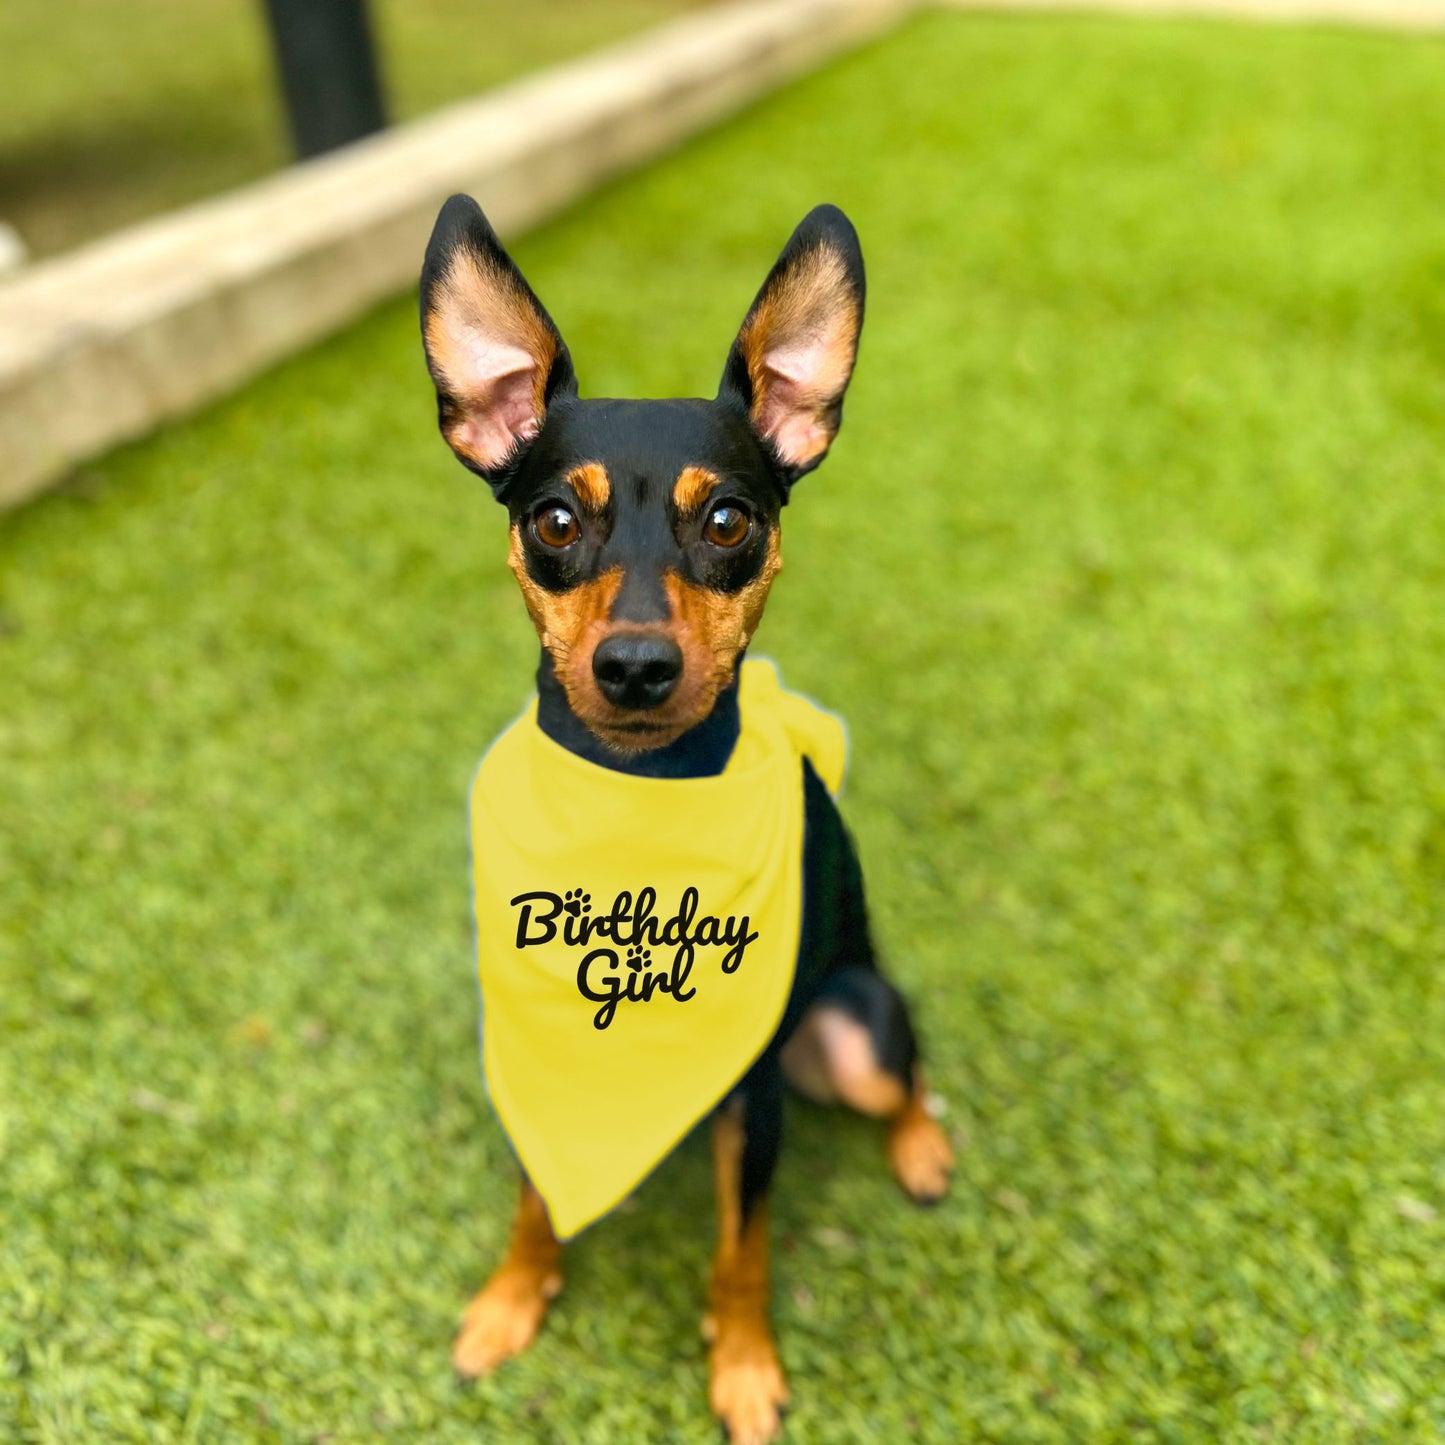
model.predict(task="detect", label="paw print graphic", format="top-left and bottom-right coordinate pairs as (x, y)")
top-left (563, 888), bottom-right (592, 919)
top-left (625, 943), bottom-right (652, 973)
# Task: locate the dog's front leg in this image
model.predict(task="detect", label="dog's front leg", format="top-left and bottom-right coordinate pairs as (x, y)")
top-left (705, 1061), bottom-right (788, 1445)
top-left (452, 1173), bottom-right (562, 1377)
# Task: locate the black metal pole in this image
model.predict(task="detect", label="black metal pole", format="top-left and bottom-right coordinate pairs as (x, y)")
top-left (261, 0), bottom-right (387, 160)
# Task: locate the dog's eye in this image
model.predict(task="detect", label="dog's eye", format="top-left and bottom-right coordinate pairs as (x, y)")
top-left (703, 504), bottom-right (751, 549)
top-left (532, 505), bottom-right (580, 549)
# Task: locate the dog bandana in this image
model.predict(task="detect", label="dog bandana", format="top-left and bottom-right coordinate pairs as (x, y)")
top-left (469, 658), bottom-right (845, 1238)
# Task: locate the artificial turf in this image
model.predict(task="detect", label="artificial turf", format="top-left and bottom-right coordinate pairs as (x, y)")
top-left (5, 9), bottom-right (1445, 1442)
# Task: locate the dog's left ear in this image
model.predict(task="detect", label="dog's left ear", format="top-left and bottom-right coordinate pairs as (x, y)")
top-left (420, 194), bottom-right (577, 493)
top-left (719, 204), bottom-right (865, 489)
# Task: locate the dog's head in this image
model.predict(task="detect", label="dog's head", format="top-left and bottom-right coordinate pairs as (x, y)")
top-left (420, 196), bottom-right (865, 752)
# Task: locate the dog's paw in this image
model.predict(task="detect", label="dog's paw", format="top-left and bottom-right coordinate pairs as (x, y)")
top-left (452, 1265), bottom-right (562, 1378)
top-left (708, 1317), bottom-right (789, 1445)
top-left (887, 1106), bottom-right (955, 1205)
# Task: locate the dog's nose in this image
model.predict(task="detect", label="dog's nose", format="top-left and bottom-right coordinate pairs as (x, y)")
top-left (592, 634), bottom-right (683, 709)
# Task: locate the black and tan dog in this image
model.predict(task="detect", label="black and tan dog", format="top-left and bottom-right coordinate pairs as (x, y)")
top-left (420, 194), bottom-right (953, 1445)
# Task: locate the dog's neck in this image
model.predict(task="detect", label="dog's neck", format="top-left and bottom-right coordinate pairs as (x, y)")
top-left (534, 650), bottom-right (740, 779)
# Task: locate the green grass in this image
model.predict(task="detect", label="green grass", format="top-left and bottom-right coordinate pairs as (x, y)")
top-left (0, 0), bottom-right (706, 258)
top-left (5, 10), bottom-right (1445, 1441)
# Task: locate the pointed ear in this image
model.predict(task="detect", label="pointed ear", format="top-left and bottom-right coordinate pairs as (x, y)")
top-left (420, 194), bottom-right (577, 491)
top-left (718, 204), bottom-right (865, 488)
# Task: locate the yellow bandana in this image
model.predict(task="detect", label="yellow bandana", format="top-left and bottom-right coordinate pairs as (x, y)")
top-left (469, 658), bottom-right (845, 1238)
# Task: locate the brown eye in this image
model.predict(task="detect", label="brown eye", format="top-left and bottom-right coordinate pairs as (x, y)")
top-left (703, 504), bottom-right (751, 549)
top-left (532, 505), bottom-right (580, 549)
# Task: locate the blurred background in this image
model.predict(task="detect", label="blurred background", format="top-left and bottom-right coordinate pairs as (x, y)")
top-left (0, 0), bottom-right (706, 260)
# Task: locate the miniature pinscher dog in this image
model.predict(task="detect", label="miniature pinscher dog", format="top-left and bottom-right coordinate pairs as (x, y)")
top-left (420, 194), bottom-right (954, 1445)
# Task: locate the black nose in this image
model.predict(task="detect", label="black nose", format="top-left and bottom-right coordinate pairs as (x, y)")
top-left (592, 634), bottom-right (683, 710)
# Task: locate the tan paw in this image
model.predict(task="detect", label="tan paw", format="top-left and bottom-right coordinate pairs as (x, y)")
top-left (888, 1108), bottom-right (955, 1204)
top-left (709, 1321), bottom-right (789, 1445)
top-left (451, 1265), bottom-right (561, 1377)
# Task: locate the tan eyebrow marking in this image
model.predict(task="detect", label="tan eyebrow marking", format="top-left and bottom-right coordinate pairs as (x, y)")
top-left (673, 464), bottom-right (723, 516)
top-left (567, 462), bottom-right (611, 512)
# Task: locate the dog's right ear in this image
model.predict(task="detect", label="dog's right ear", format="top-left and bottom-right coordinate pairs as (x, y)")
top-left (420, 195), bottom-right (576, 492)
top-left (718, 204), bottom-right (864, 492)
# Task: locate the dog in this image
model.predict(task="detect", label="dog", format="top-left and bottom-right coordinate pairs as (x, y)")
top-left (420, 193), bottom-right (954, 1445)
